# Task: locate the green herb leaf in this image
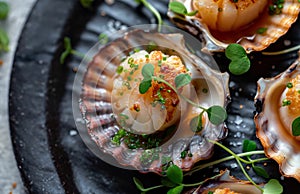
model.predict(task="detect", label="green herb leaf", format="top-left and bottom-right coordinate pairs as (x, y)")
top-left (185, 10), bottom-right (198, 16)
top-left (228, 56), bottom-right (250, 75)
top-left (116, 66), bottom-right (124, 74)
top-left (98, 33), bottom-right (108, 45)
top-left (292, 116), bottom-right (300, 136)
top-left (243, 139), bottom-right (257, 152)
top-left (263, 179), bottom-right (283, 194)
top-left (253, 165), bottom-right (269, 178)
top-left (80, 0), bottom-right (94, 8)
top-left (167, 185), bottom-right (184, 194)
top-left (190, 114), bottom-right (203, 133)
top-left (133, 177), bottom-right (145, 191)
top-left (0, 28), bottom-right (9, 52)
top-left (175, 73), bottom-right (191, 88)
top-left (225, 43), bottom-right (247, 60)
top-left (0, 2), bottom-right (9, 20)
top-left (257, 27), bottom-right (268, 34)
top-left (169, 1), bottom-right (187, 15)
top-left (142, 63), bottom-right (154, 79)
top-left (161, 178), bottom-right (177, 188)
top-left (208, 191), bottom-right (214, 194)
top-left (139, 79), bottom-right (152, 94)
top-left (206, 105), bottom-right (227, 125)
top-left (225, 43), bottom-right (251, 75)
top-left (166, 165), bottom-right (183, 184)
top-left (60, 37), bottom-right (72, 64)
top-left (169, 1), bottom-right (198, 16)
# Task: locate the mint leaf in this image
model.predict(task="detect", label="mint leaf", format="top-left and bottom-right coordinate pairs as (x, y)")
top-left (142, 63), bottom-right (154, 79)
top-left (166, 165), bottom-right (183, 184)
top-left (253, 165), bottom-right (269, 178)
top-left (225, 43), bottom-right (251, 75)
top-left (139, 79), bottom-right (152, 94)
top-left (263, 179), bottom-right (283, 194)
top-left (206, 105), bottom-right (227, 125)
top-left (243, 139), bottom-right (257, 152)
top-left (175, 73), bottom-right (191, 88)
top-left (225, 43), bottom-right (247, 60)
top-left (228, 56), bottom-right (250, 75)
top-left (169, 1), bottom-right (187, 15)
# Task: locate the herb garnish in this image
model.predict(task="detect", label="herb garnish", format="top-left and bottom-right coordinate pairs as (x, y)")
top-left (0, 1), bottom-right (9, 52)
top-left (257, 27), bottom-right (268, 35)
top-left (80, 0), bottom-right (94, 8)
top-left (139, 63), bottom-right (227, 127)
top-left (60, 37), bottom-right (86, 64)
top-left (292, 117), bottom-right (300, 136)
top-left (133, 139), bottom-right (283, 194)
top-left (168, 1), bottom-right (198, 16)
top-left (225, 43), bottom-right (251, 75)
top-left (135, 0), bottom-right (162, 31)
top-left (0, 28), bottom-right (9, 52)
top-left (0, 1), bottom-right (9, 20)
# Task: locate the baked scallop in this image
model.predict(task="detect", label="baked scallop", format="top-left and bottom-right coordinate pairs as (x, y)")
top-left (168, 0), bottom-right (300, 53)
top-left (254, 50), bottom-right (300, 182)
top-left (76, 27), bottom-right (230, 173)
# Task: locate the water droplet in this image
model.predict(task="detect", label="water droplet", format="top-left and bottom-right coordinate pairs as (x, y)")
top-left (230, 163), bottom-right (238, 169)
top-left (69, 130), bottom-right (78, 136)
top-left (234, 115), bottom-right (243, 125)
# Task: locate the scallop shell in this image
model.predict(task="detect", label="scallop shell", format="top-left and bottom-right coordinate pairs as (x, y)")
top-left (77, 27), bottom-right (230, 173)
top-left (186, 169), bottom-right (263, 194)
top-left (254, 51), bottom-right (300, 182)
top-left (168, 0), bottom-right (300, 53)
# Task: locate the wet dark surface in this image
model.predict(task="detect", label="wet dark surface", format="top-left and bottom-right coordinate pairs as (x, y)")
top-left (9, 0), bottom-right (300, 193)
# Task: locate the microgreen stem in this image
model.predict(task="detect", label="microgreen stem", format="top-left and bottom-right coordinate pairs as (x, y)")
top-left (185, 150), bottom-right (267, 176)
top-left (208, 140), bottom-right (251, 164)
top-left (209, 139), bottom-right (264, 191)
top-left (140, 184), bottom-right (164, 192)
top-left (70, 50), bottom-right (86, 59)
top-left (182, 174), bottom-right (221, 187)
top-left (139, 0), bottom-right (162, 32)
top-left (262, 45), bottom-right (300, 55)
top-left (154, 76), bottom-right (207, 111)
top-left (235, 157), bottom-right (263, 191)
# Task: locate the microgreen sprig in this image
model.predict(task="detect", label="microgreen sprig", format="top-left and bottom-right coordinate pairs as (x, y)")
top-left (292, 116), bottom-right (300, 136)
top-left (60, 37), bottom-right (86, 64)
top-left (135, 0), bottom-right (163, 31)
top-left (133, 139), bottom-right (282, 194)
top-left (225, 43), bottom-right (251, 75)
top-left (262, 44), bottom-right (300, 55)
top-left (168, 1), bottom-right (198, 16)
top-left (138, 63), bottom-right (227, 126)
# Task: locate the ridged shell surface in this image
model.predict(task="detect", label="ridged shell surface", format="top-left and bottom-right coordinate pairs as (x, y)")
top-left (254, 51), bottom-right (300, 182)
top-left (79, 28), bottom-right (230, 173)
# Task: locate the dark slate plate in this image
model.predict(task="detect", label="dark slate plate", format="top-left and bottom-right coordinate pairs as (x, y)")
top-left (9, 0), bottom-right (300, 193)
